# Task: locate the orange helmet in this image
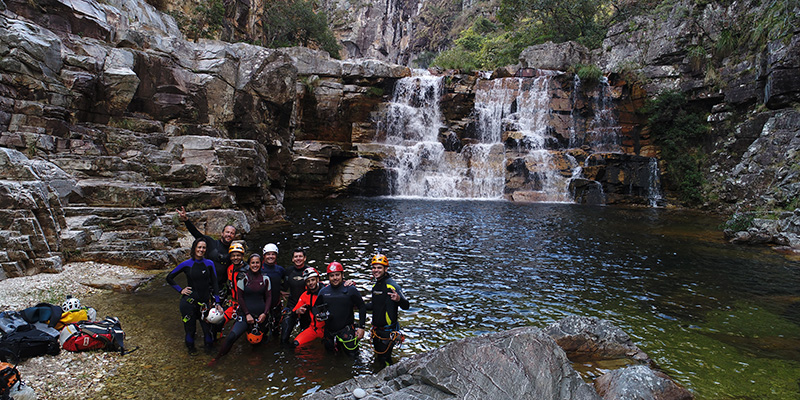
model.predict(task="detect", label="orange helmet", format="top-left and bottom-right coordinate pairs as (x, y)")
top-left (228, 243), bottom-right (245, 254)
top-left (326, 262), bottom-right (344, 274)
top-left (371, 254), bottom-right (388, 266)
top-left (246, 327), bottom-right (263, 344)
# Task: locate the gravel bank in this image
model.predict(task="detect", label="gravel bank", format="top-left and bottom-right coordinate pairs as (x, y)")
top-left (0, 262), bottom-right (156, 400)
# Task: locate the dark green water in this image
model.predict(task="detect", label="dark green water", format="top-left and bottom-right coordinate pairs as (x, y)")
top-left (96, 198), bottom-right (800, 399)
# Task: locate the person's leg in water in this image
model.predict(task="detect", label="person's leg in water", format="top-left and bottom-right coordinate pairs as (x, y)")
top-left (280, 308), bottom-right (298, 345)
top-left (179, 298), bottom-right (199, 355)
top-left (208, 316), bottom-right (248, 366)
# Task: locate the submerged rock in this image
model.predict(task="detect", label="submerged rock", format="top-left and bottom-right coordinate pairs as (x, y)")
top-left (594, 365), bottom-right (693, 400)
top-left (545, 315), bottom-right (650, 363)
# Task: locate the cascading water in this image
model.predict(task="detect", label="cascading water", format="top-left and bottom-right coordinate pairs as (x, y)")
top-left (376, 71), bottom-right (505, 198)
top-left (586, 76), bottom-right (622, 153)
top-left (647, 157), bottom-right (664, 207)
top-left (473, 74), bottom-right (574, 202)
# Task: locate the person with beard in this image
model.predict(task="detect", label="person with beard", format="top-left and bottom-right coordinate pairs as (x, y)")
top-left (316, 262), bottom-right (366, 356)
top-left (366, 254), bottom-right (409, 366)
top-left (175, 206), bottom-right (237, 297)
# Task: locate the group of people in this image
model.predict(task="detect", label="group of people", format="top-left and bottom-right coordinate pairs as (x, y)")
top-left (165, 207), bottom-right (410, 367)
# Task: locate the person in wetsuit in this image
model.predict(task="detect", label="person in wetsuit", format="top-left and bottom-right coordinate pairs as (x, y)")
top-left (208, 254), bottom-right (272, 366)
top-left (166, 238), bottom-right (223, 355)
top-left (366, 254), bottom-right (409, 366)
top-left (316, 262), bottom-right (366, 356)
top-left (175, 206), bottom-right (236, 296)
top-left (219, 242), bottom-right (247, 334)
top-left (291, 268), bottom-right (325, 348)
top-left (280, 248), bottom-right (311, 344)
top-left (261, 243), bottom-right (286, 340)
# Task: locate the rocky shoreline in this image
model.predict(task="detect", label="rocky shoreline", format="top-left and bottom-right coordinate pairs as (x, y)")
top-left (0, 262), bottom-right (155, 400)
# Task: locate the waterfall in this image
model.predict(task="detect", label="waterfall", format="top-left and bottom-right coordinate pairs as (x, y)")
top-left (647, 157), bottom-right (664, 207)
top-left (376, 71), bottom-right (504, 198)
top-left (472, 74), bottom-right (573, 202)
top-left (586, 76), bottom-right (622, 153)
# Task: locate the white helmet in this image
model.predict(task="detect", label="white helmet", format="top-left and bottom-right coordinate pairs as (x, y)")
top-left (262, 243), bottom-right (279, 254)
top-left (62, 296), bottom-right (81, 312)
top-left (206, 308), bottom-right (224, 324)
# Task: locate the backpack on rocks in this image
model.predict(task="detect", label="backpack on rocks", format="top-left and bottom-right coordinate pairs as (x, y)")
top-left (0, 324), bottom-right (60, 363)
top-left (0, 362), bottom-right (19, 399)
top-left (60, 317), bottom-right (127, 354)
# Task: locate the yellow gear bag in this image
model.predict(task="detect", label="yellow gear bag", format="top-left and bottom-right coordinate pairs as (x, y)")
top-left (55, 308), bottom-right (95, 330)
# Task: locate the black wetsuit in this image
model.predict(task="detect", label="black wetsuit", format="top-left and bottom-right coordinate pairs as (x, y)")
top-left (261, 262), bottom-right (286, 337)
top-left (166, 257), bottom-right (221, 350)
top-left (183, 220), bottom-right (232, 294)
top-left (366, 273), bottom-right (409, 364)
top-left (316, 282), bottom-right (366, 355)
top-left (215, 268), bottom-right (272, 359)
top-left (280, 265), bottom-right (311, 343)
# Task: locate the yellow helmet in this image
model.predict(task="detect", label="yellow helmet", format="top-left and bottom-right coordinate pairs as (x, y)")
top-left (228, 243), bottom-right (245, 254)
top-left (370, 254), bottom-right (388, 266)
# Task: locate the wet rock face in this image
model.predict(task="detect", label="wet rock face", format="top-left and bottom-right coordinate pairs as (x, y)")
top-left (0, 0), bottom-right (297, 274)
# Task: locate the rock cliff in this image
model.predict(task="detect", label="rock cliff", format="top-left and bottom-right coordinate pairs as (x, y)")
top-left (0, 0), bottom-right (298, 273)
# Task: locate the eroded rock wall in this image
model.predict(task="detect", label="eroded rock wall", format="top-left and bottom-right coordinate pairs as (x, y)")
top-left (0, 0), bottom-right (296, 272)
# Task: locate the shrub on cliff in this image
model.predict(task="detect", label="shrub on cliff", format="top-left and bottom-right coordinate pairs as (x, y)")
top-left (642, 90), bottom-right (709, 205)
top-left (262, 0), bottom-right (341, 59)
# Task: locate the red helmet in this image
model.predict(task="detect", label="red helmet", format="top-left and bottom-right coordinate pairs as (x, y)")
top-left (326, 262), bottom-right (344, 274)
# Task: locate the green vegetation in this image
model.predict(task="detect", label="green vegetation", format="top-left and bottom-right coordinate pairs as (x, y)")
top-left (262, 0), bottom-right (341, 59)
top-left (576, 64), bottom-right (602, 83)
top-left (169, 0), bottom-right (225, 41)
top-left (722, 212), bottom-right (754, 232)
top-left (431, 0), bottom-right (629, 71)
top-left (642, 90), bottom-right (709, 205)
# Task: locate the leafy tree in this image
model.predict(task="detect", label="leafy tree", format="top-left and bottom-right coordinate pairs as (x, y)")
top-left (170, 0), bottom-right (226, 42)
top-left (262, 0), bottom-right (341, 59)
top-left (498, 0), bottom-right (620, 49)
top-left (642, 91), bottom-right (709, 205)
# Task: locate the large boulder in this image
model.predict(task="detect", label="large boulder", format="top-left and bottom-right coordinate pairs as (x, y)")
top-left (545, 315), bottom-right (650, 363)
top-left (594, 365), bottom-right (693, 400)
top-left (305, 326), bottom-right (600, 400)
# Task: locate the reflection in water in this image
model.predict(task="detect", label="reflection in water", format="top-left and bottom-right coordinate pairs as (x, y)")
top-left (97, 199), bottom-right (800, 399)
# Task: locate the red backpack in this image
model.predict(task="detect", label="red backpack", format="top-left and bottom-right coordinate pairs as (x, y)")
top-left (59, 317), bottom-right (127, 354)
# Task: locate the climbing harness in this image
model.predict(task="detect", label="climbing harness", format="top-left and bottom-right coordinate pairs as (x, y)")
top-left (370, 327), bottom-right (405, 354)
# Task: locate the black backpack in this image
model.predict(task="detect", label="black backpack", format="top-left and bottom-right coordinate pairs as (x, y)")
top-left (0, 324), bottom-right (60, 363)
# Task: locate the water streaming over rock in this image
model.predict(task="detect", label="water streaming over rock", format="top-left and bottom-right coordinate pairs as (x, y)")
top-left (376, 71), bottom-right (505, 198)
top-left (474, 74), bottom-right (573, 202)
top-left (374, 70), bottom-right (663, 205)
top-left (647, 157), bottom-right (664, 207)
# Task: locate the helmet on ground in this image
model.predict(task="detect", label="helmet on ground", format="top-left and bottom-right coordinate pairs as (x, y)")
top-left (62, 296), bottom-right (81, 312)
top-left (326, 262), bottom-right (344, 274)
top-left (247, 327), bottom-right (263, 344)
top-left (0, 362), bottom-right (19, 392)
top-left (371, 254), bottom-right (388, 266)
top-left (262, 243), bottom-right (279, 254)
top-left (228, 243), bottom-right (245, 254)
top-left (303, 267), bottom-right (320, 281)
top-left (205, 307), bottom-right (224, 324)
